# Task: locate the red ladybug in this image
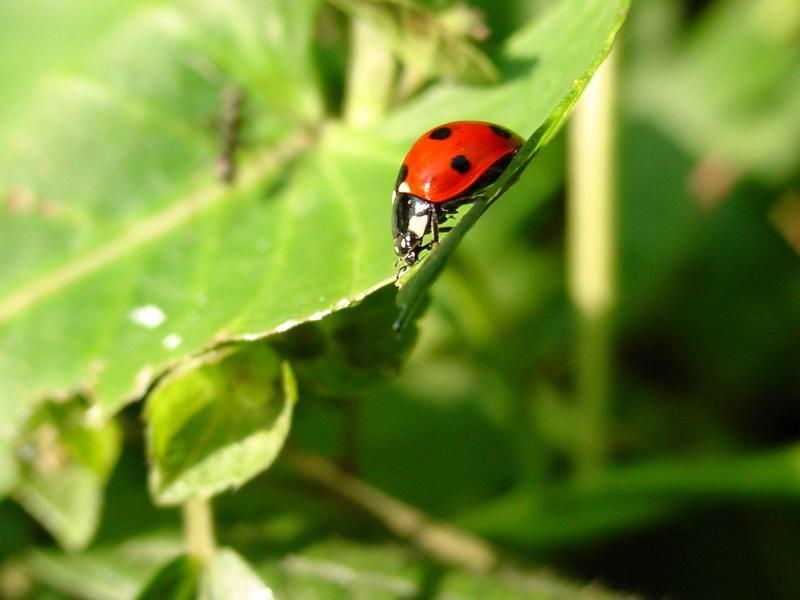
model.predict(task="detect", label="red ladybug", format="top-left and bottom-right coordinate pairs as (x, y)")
top-left (392, 121), bottom-right (523, 268)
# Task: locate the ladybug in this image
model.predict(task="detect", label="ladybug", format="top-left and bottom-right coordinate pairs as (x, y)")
top-left (392, 120), bottom-right (523, 269)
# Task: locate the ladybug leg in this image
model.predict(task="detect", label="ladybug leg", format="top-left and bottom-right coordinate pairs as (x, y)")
top-left (430, 205), bottom-right (441, 246)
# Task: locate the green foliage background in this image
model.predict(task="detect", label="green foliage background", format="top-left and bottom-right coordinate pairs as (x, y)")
top-left (1, 0), bottom-right (799, 598)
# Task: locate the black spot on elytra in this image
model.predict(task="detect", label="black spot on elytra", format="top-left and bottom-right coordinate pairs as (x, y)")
top-left (428, 126), bottom-right (452, 140)
top-left (490, 124), bottom-right (511, 139)
top-left (450, 155), bottom-right (471, 174)
top-left (394, 163), bottom-right (408, 189)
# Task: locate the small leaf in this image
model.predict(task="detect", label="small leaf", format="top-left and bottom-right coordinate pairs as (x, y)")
top-left (200, 548), bottom-right (274, 600)
top-left (146, 344), bottom-right (297, 505)
top-left (24, 532), bottom-right (184, 600)
top-left (136, 555), bottom-right (199, 600)
top-left (12, 397), bottom-right (120, 550)
top-left (263, 539), bottom-right (632, 599)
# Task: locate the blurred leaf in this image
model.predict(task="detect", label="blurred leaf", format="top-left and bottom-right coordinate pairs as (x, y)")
top-left (136, 555), bottom-right (199, 600)
top-left (0, 443), bottom-right (18, 499)
top-left (457, 444), bottom-right (800, 549)
top-left (25, 532), bottom-right (183, 600)
top-left (394, 0), bottom-right (630, 330)
top-left (199, 548), bottom-right (273, 600)
top-left (328, 0), bottom-right (498, 89)
top-left (261, 539), bottom-right (631, 599)
top-left (627, 0), bottom-right (800, 181)
top-left (381, 0), bottom-right (630, 137)
top-left (12, 397), bottom-right (120, 550)
top-left (617, 117), bottom-right (702, 315)
top-left (146, 345), bottom-right (296, 505)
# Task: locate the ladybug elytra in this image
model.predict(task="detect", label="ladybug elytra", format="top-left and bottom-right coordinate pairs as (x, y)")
top-left (392, 121), bottom-right (523, 270)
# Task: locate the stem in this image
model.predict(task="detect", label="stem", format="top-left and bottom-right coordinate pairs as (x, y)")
top-left (285, 447), bottom-right (498, 573)
top-left (285, 446), bottom-right (633, 599)
top-left (567, 48), bottom-right (618, 476)
top-left (343, 14), bottom-right (396, 127)
top-left (182, 497), bottom-right (216, 562)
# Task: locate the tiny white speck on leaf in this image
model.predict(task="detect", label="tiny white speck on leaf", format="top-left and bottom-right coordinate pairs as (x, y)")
top-left (162, 333), bottom-right (182, 350)
top-left (129, 304), bottom-right (166, 329)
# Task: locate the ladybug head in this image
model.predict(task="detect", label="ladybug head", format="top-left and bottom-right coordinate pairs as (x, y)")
top-left (392, 193), bottom-right (432, 265)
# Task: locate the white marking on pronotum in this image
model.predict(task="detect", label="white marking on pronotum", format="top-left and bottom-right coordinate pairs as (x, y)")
top-left (248, 589), bottom-right (274, 600)
top-left (162, 333), bottom-right (182, 350)
top-left (391, 189), bottom-right (397, 202)
top-left (128, 304), bottom-right (166, 329)
top-left (398, 181), bottom-right (411, 193)
top-left (408, 214), bottom-right (428, 238)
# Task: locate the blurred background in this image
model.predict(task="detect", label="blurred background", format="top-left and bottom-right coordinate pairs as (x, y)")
top-left (2, 0), bottom-right (800, 598)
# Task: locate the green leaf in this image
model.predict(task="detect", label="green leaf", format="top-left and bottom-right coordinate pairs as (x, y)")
top-left (199, 548), bottom-right (274, 600)
top-left (394, 0), bottom-right (630, 330)
top-left (12, 397), bottom-right (120, 550)
top-left (25, 532), bottom-right (184, 600)
top-left (136, 556), bottom-right (199, 600)
top-left (146, 344), bottom-right (297, 505)
top-left (261, 539), bottom-right (630, 599)
top-left (0, 0), bottom-right (628, 444)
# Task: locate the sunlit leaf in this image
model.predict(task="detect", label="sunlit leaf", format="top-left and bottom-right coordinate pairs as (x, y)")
top-left (199, 548), bottom-right (274, 600)
top-left (146, 345), bottom-right (296, 505)
top-left (25, 532), bottom-right (184, 600)
top-left (12, 397), bottom-right (120, 550)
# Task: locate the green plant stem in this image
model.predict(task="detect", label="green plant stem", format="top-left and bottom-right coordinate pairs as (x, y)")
top-left (285, 446), bottom-right (634, 599)
top-left (567, 47), bottom-right (618, 476)
top-left (182, 497), bottom-right (216, 562)
top-left (343, 13), bottom-right (396, 127)
top-left (285, 446), bottom-right (498, 573)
